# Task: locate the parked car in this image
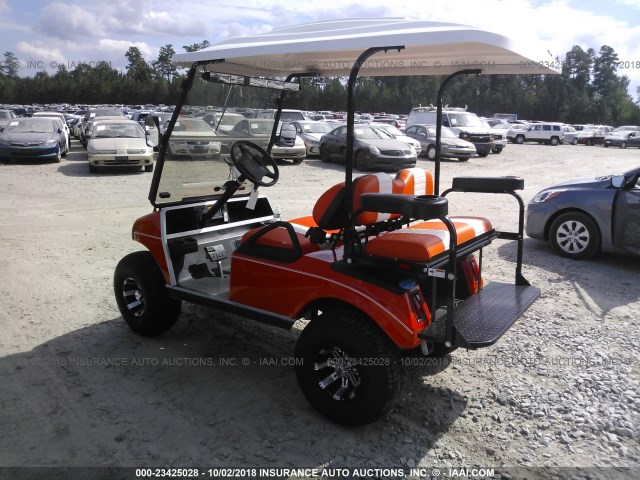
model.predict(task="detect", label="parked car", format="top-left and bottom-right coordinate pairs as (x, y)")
top-left (201, 112), bottom-right (245, 134)
top-left (369, 122), bottom-right (422, 155)
top-left (81, 108), bottom-right (125, 147)
top-left (0, 109), bottom-right (16, 130)
top-left (562, 125), bottom-right (579, 145)
top-left (610, 125), bottom-right (635, 133)
top-left (87, 119), bottom-right (155, 173)
top-left (604, 131), bottom-right (640, 149)
top-left (143, 112), bottom-right (173, 137)
top-left (508, 122), bottom-right (564, 145)
top-left (404, 124), bottom-right (476, 161)
top-left (481, 119), bottom-right (507, 153)
top-left (290, 120), bottom-right (334, 156)
top-left (407, 106), bottom-right (494, 156)
top-left (576, 127), bottom-right (608, 146)
top-left (163, 117), bottom-right (221, 160)
top-left (0, 117), bottom-right (66, 163)
top-left (526, 166), bottom-right (640, 259)
top-left (319, 123), bottom-right (417, 170)
top-left (256, 109), bottom-right (306, 122)
top-left (32, 111), bottom-right (71, 152)
top-left (225, 118), bottom-right (306, 163)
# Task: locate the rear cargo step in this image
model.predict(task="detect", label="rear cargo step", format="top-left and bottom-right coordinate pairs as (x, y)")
top-left (418, 282), bottom-right (540, 348)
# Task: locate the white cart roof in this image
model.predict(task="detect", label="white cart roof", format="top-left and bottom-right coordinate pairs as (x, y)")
top-left (172, 18), bottom-right (559, 77)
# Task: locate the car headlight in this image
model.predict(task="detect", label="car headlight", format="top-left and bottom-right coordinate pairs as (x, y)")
top-left (531, 190), bottom-right (562, 203)
top-left (45, 139), bottom-right (58, 145)
top-left (307, 139), bottom-right (319, 145)
top-left (408, 145), bottom-right (416, 154)
top-left (369, 145), bottom-right (380, 155)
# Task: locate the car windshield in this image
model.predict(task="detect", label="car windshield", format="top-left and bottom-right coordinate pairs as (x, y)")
top-left (354, 126), bottom-right (389, 140)
top-left (447, 112), bottom-right (483, 128)
top-left (5, 119), bottom-right (53, 133)
top-left (299, 122), bottom-right (332, 134)
top-left (93, 123), bottom-right (144, 138)
top-left (374, 124), bottom-right (403, 136)
top-left (173, 118), bottom-right (216, 133)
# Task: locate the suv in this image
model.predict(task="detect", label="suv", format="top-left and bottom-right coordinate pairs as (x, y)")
top-left (508, 122), bottom-right (564, 145)
top-left (407, 106), bottom-right (495, 157)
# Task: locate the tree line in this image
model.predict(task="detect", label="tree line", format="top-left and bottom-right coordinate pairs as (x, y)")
top-left (1, 43), bottom-right (639, 125)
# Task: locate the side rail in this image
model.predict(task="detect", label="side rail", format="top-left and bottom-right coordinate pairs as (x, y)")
top-left (441, 176), bottom-right (530, 286)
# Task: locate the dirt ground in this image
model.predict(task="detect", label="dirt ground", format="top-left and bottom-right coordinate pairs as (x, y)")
top-left (0, 140), bottom-right (638, 479)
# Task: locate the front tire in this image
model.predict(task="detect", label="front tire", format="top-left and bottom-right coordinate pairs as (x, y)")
top-left (114, 251), bottom-right (181, 335)
top-left (620, 141), bottom-right (627, 149)
top-left (549, 212), bottom-right (600, 260)
top-left (354, 150), bottom-right (367, 171)
top-left (295, 308), bottom-right (401, 425)
top-left (319, 144), bottom-right (330, 163)
top-left (515, 135), bottom-right (525, 144)
top-left (144, 163), bottom-right (154, 172)
top-left (477, 151), bottom-right (489, 157)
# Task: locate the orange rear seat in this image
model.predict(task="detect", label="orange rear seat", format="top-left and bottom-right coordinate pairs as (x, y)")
top-left (364, 168), bottom-right (495, 262)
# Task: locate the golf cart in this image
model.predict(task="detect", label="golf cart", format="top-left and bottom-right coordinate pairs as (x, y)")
top-left (114, 19), bottom-right (557, 425)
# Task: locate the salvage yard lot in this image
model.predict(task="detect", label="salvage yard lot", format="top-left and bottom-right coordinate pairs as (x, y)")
top-left (0, 141), bottom-right (638, 474)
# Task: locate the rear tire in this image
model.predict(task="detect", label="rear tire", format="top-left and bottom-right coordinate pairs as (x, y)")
top-left (477, 151), bottom-right (489, 157)
top-left (89, 164), bottom-right (98, 173)
top-left (114, 251), bottom-right (181, 335)
top-left (295, 308), bottom-right (401, 425)
top-left (426, 145), bottom-right (436, 160)
top-left (550, 137), bottom-right (559, 146)
top-left (572, 138), bottom-right (578, 145)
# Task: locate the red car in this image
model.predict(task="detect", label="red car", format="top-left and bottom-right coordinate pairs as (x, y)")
top-left (576, 127), bottom-right (609, 145)
top-left (113, 19), bottom-right (552, 425)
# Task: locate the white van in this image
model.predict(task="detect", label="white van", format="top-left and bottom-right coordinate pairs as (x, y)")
top-left (256, 109), bottom-right (306, 122)
top-left (407, 106), bottom-right (495, 157)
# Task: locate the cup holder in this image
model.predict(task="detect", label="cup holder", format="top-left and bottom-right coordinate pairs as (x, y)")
top-left (410, 195), bottom-right (448, 219)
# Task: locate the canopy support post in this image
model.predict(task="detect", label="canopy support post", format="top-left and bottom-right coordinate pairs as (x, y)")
top-left (344, 46), bottom-right (403, 262)
top-left (434, 69), bottom-right (481, 195)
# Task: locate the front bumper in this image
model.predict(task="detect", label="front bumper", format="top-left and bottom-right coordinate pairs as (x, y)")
top-left (525, 202), bottom-right (554, 240)
top-left (272, 145), bottom-right (306, 160)
top-left (366, 153), bottom-right (417, 171)
top-left (0, 144), bottom-right (59, 160)
top-left (441, 145), bottom-right (476, 159)
top-left (88, 153), bottom-right (154, 167)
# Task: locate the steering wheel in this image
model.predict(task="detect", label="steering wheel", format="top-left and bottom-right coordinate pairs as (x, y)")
top-left (230, 141), bottom-right (279, 187)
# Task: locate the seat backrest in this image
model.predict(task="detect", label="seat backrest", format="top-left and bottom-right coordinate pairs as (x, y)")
top-left (396, 167), bottom-right (434, 196)
top-left (312, 173), bottom-right (404, 230)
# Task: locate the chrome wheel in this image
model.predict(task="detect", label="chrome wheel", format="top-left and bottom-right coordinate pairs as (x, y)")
top-left (315, 347), bottom-right (361, 401)
top-left (122, 276), bottom-right (144, 317)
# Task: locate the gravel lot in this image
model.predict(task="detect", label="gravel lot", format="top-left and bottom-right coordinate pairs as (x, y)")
top-left (0, 140), bottom-right (638, 478)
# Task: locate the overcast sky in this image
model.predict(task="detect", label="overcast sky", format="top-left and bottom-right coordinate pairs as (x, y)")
top-left (1, 0), bottom-right (639, 99)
